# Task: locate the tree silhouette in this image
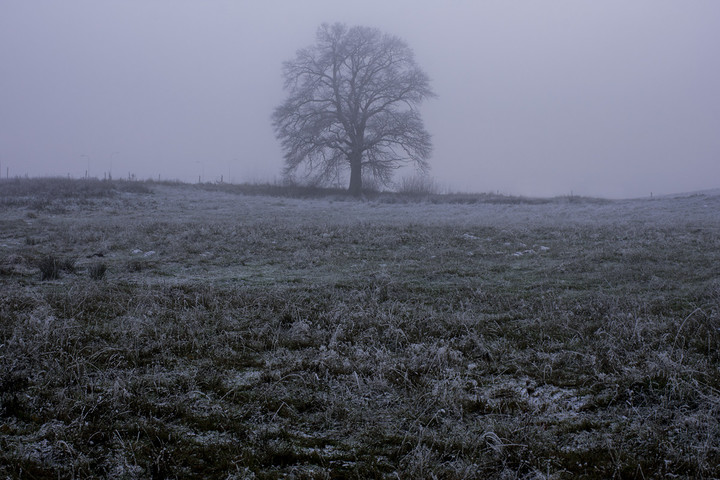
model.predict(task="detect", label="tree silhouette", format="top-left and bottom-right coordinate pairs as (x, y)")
top-left (273, 23), bottom-right (435, 196)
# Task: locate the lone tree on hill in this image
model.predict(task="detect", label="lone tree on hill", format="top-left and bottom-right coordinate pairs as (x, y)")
top-left (273, 23), bottom-right (435, 196)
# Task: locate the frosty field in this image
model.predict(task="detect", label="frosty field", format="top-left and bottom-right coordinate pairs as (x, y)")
top-left (1, 179), bottom-right (719, 479)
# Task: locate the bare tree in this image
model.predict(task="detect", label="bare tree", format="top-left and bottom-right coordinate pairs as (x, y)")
top-left (273, 23), bottom-right (435, 196)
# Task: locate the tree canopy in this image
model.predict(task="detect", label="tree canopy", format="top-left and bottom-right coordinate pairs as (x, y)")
top-left (272, 23), bottom-right (435, 196)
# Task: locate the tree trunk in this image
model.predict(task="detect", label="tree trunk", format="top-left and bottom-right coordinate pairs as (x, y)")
top-left (348, 153), bottom-right (362, 196)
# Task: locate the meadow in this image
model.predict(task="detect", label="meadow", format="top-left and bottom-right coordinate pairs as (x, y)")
top-left (1, 178), bottom-right (719, 479)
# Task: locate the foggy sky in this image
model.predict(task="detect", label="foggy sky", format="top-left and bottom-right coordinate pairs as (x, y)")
top-left (2, 1), bottom-right (719, 198)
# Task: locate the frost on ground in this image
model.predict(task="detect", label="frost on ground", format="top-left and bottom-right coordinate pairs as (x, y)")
top-left (1, 180), bottom-right (719, 478)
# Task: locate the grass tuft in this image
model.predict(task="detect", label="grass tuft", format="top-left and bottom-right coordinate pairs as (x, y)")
top-left (88, 261), bottom-right (108, 280)
top-left (37, 255), bottom-right (75, 280)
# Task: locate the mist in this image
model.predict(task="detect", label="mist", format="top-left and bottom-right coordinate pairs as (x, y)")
top-left (2, 1), bottom-right (719, 198)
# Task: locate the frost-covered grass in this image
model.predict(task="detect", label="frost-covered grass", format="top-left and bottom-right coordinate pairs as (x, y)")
top-left (0, 177), bottom-right (151, 209)
top-left (1, 180), bottom-right (719, 478)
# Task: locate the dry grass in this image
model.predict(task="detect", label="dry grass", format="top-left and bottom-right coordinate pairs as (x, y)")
top-left (0, 178), bottom-right (719, 478)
